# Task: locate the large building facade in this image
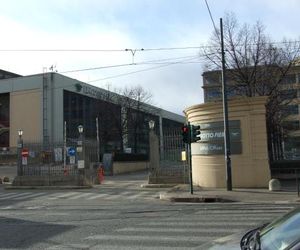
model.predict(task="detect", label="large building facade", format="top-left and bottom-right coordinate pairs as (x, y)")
top-left (0, 71), bottom-right (184, 156)
top-left (202, 66), bottom-right (300, 159)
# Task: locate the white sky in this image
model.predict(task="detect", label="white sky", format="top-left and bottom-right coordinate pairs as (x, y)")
top-left (0, 0), bottom-right (299, 115)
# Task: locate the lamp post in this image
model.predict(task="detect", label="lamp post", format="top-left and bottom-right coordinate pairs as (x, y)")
top-left (17, 129), bottom-right (23, 176)
top-left (148, 120), bottom-right (155, 130)
top-left (77, 125), bottom-right (84, 185)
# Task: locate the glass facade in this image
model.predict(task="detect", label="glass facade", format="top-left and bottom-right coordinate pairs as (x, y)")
top-left (283, 121), bottom-right (300, 131)
top-left (280, 89), bottom-right (298, 100)
top-left (281, 74), bottom-right (296, 85)
top-left (64, 90), bottom-right (122, 153)
top-left (63, 90), bottom-right (166, 155)
top-left (205, 88), bottom-right (221, 101)
top-left (281, 105), bottom-right (299, 116)
top-left (0, 93), bottom-right (9, 147)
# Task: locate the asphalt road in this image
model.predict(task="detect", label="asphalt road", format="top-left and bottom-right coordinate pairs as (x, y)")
top-left (0, 171), bottom-right (298, 250)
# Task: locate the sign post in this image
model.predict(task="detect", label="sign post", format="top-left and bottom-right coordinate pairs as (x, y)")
top-left (21, 149), bottom-right (29, 166)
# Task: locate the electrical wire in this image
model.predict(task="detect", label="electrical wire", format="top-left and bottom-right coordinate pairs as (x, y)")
top-left (0, 40), bottom-right (298, 53)
top-left (59, 54), bottom-right (204, 74)
top-left (204, 0), bottom-right (220, 41)
top-left (87, 56), bottom-right (200, 83)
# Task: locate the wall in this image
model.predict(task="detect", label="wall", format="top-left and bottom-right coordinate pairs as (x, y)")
top-left (184, 96), bottom-right (271, 188)
top-left (113, 161), bottom-right (149, 175)
top-left (10, 89), bottom-right (42, 146)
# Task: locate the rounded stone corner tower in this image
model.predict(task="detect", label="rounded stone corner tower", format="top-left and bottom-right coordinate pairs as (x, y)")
top-left (184, 96), bottom-right (271, 188)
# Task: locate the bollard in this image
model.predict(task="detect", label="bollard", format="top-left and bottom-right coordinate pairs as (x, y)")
top-left (269, 179), bottom-right (281, 191)
top-left (98, 165), bottom-right (105, 184)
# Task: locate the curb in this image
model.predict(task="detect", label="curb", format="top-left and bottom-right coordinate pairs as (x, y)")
top-left (159, 191), bottom-right (300, 203)
top-left (141, 183), bottom-right (177, 188)
top-left (5, 185), bottom-right (92, 190)
top-left (159, 192), bottom-right (236, 203)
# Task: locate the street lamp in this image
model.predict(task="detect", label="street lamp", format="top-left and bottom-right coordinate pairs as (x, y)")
top-left (17, 129), bottom-right (23, 176)
top-left (148, 120), bottom-right (155, 130)
top-left (78, 125), bottom-right (83, 134)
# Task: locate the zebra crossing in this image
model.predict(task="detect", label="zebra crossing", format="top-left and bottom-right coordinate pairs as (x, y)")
top-left (0, 189), bottom-right (160, 202)
top-left (64, 204), bottom-right (295, 250)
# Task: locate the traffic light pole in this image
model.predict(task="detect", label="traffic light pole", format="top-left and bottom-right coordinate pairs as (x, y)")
top-left (188, 122), bottom-right (193, 195)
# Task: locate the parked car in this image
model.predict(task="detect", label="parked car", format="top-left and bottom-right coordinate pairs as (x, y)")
top-left (197, 206), bottom-right (300, 250)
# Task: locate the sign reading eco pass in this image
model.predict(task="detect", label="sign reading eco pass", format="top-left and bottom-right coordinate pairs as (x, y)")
top-left (192, 120), bottom-right (242, 155)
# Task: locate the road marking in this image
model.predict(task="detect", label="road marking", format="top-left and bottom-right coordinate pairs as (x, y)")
top-left (196, 209), bottom-right (290, 214)
top-left (0, 192), bottom-right (32, 200)
top-left (105, 194), bottom-right (122, 200)
top-left (85, 234), bottom-right (215, 243)
top-left (48, 192), bottom-right (79, 200)
top-left (117, 227), bottom-right (241, 233)
top-left (14, 192), bottom-right (46, 200)
top-left (142, 221), bottom-right (260, 227)
top-left (68, 192), bottom-right (93, 200)
top-left (162, 215), bottom-right (277, 221)
top-left (0, 192), bottom-right (19, 198)
top-left (90, 245), bottom-right (188, 250)
top-left (86, 193), bottom-right (110, 200)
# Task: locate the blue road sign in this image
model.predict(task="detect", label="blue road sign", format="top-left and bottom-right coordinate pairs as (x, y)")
top-left (68, 147), bottom-right (76, 156)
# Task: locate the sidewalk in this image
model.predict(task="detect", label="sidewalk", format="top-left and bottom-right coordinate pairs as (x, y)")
top-left (159, 184), bottom-right (300, 203)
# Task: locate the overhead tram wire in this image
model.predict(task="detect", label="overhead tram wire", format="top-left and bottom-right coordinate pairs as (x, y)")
top-left (59, 54), bottom-right (204, 74)
top-left (204, 0), bottom-right (220, 41)
top-left (87, 56), bottom-right (201, 83)
top-left (0, 41), bottom-right (299, 53)
top-left (0, 46), bottom-right (205, 52)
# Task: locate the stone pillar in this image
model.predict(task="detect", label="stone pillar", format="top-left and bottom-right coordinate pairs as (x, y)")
top-left (159, 115), bottom-right (164, 159)
top-left (149, 130), bottom-right (160, 174)
top-left (184, 96), bottom-right (271, 188)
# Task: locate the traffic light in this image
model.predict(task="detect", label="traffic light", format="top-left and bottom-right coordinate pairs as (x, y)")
top-left (191, 125), bottom-right (201, 142)
top-left (181, 125), bottom-right (190, 143)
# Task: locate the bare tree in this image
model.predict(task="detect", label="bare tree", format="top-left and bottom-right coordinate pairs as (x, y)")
top-left (202, 12), bottom-right (300, 161)
top-left (100, 85), bottom-right (154, 153)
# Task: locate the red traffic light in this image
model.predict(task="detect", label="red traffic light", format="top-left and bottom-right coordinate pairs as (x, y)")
top-left (182, 126), bottom-right (189, 133)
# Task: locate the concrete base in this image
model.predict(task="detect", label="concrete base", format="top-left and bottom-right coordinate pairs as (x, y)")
top-left (12, 175), bottom-right (90, 187)
top-left (148, 175), bottom-right (189, 184)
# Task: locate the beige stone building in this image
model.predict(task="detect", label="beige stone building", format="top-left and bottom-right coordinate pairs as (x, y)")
top-left (202, 67), bottom-right (300, 159)
top-left (184, 97), bottom-right (271, 188)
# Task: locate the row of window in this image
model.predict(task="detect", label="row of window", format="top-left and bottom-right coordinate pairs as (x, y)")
top-left (204, 73), bottom-right (300, 86)
top-left (205, 88), bottom-right (299, 101)
top-left (282, 121), bottom-right (300, 131)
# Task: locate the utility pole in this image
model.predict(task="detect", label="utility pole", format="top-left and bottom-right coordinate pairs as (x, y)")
top-left (220, 18), bottom-right (232, 191)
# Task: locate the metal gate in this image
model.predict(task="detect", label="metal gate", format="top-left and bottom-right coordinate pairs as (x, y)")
top-left (150, 128), bottom-right (189, 184)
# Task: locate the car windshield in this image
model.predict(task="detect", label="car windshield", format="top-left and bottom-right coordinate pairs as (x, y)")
top-left (259, 207), bottom-right (300, 250)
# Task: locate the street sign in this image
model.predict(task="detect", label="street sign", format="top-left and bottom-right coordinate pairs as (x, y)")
top-left (69, 156), bottom-right (75, 164)
top-left (22, 156), bottom-right (27, 165)
top-left (21, 148), bottom-right (29, 157)
top-left (181, 151), bottom-right (186, 161)
top-left (78, 160), bottom-right (85, 169)
top-left (68, 147), bottom-right (76, 156)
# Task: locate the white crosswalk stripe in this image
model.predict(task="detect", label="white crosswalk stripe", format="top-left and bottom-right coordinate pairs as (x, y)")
top-left (0, 190), bottom-right (159, 201)
top-left (14, 192), bottom-right (47, 200)
top-left (68, 192), bottom-right (94, 200)
top-left (47, 192), bottom-right (79, 200)
top-left (86, 193), bottom-right (110, 200)
top-left (0, 192), bottom-right (32, 200)
top-left (81, 204), bottom-right (294, 249)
